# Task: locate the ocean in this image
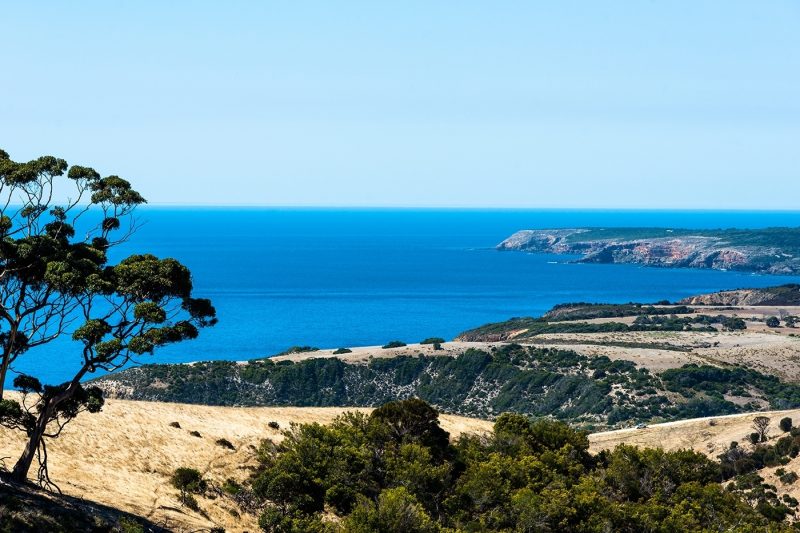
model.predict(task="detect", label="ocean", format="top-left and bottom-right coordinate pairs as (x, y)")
top-left (15, 208), bottom-right (800, 385)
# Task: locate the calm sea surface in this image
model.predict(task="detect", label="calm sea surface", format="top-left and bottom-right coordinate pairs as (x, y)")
top-left (16, 208), bottom-right (800, 384)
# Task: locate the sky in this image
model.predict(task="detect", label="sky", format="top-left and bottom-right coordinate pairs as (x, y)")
top-left (1, 2), bottom-right (798, 209)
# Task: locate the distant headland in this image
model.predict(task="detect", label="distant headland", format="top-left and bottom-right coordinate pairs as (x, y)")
top-left (497, 227), bottom-right (800, 274)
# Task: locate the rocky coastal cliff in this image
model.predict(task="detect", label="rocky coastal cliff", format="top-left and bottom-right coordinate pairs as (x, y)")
top-left (496, 228), bottom-right (800, 274)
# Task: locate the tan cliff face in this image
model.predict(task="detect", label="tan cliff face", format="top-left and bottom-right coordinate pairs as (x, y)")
top-left (679, 289), bottom-right (770, 306)
top-left (496, 229), bottom-right (799, 274)
top-left (679, 286), bottom-right (800, 306)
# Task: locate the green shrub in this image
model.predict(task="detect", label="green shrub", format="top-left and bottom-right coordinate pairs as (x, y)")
top-left (722, 317), bottom-right (747, 331)
top-left (333, 348), bottom-right (352, 354)
top-left (279, 346), bottom-right (320, 355)
top-left (118, 517), bottom-right (145, 533)
top-left (222, 478), bottom-right (242, 495)
top-left (420, 337), bottom-right (445, 345)
top-left (183, 493), bottom-right (200, 512)
top-left (382, 341), bottom-right (407, 349)
top-left (170, 467), bottom-right (206, 505)
top-left (780, 417), bottom-right (792, 432)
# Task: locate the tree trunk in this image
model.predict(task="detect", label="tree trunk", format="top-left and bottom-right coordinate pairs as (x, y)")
top-left (9, 365), bottom-right (90, 483)
top-left (10, 402), bottom-right (50, 482)
top-left (0, 357), bottom-right (9, 401)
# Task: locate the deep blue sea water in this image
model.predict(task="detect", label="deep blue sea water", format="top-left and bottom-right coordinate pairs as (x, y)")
top-left (14, 208), bottom-right (800, 385)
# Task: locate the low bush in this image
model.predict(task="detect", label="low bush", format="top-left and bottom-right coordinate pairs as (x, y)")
top-left (382, 341), bottom-right (406, 349)
top-left (170, 467), bottom-right (206, 505)
top-left (216, 438), bottom-right (235, 450)
top-left (278, 346), bottom-right (320, 355)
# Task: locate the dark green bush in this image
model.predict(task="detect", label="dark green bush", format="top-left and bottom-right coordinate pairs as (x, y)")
top-left (216, 438), bottom-right (235, 450)
top-left (382, 341), bottom-right (407, 349)
top-left (170, 467), bottom-right (206, 505)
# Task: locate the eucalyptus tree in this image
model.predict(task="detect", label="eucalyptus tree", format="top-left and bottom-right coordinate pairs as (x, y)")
top-left (0, 149), bottom-right (216, 485)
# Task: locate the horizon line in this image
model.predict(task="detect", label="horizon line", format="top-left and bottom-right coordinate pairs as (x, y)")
top-left (137, 204), bottom-right (800, 213)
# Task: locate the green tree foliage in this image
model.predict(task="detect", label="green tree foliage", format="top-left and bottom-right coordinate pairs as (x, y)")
top-left (767, 316), bottom-right (781, 328)
top-left (248, 399), bottom-right (790, 532)
top-left (170, 467), bottom-right (207, 504)
top-left (781, 417), bottom-right (793, 432)
top-left (344, 487), bottom-right (437, 533)
top-left (0, 149), bottom-right (216, 485)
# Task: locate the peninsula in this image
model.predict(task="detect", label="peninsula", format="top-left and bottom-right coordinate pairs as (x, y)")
top-left (496, 227), bottom-right (800, 274)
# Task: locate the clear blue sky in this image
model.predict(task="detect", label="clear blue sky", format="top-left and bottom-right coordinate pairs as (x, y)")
top-left (1, 2), bottom-right (798, 208)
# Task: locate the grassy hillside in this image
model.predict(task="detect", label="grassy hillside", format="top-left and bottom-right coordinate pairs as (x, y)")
top-left (0, 395), bottom-right (490, 533)
top-left (93, 344), bottom-right (800, 429)
top-left (4, 396), bottom-right (798, 532)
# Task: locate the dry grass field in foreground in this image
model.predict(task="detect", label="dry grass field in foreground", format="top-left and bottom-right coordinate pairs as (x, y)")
top-left (0, 394), bottom-right (492, 532)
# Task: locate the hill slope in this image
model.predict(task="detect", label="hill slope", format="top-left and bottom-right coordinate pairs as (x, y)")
top-left (0, 394), bottom-right (491, 533)
top-left (93, 340), bottom-right (800, 430)
top-left (589, 408), bottom-right (800, 514)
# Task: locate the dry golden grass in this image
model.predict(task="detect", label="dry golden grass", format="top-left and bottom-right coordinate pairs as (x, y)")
top-left (0, 394), bottom-right (492, 532)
